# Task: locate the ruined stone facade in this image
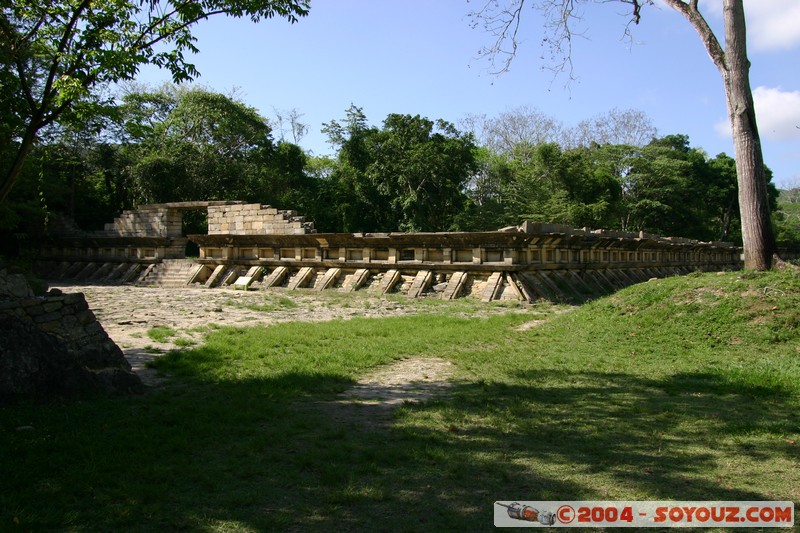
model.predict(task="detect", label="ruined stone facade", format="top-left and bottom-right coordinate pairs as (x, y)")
top-left (207, 203), bottom-right (315, 235)
top-left (0, 270), bottom-right (143, 402)
top-left (40, 201), bottom-right (315, 262)
top-left (32, 202), bottom-right (742, 303)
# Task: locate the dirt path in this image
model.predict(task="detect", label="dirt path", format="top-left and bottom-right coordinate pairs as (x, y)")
top-left (309, 356), bottom-right (458, 431)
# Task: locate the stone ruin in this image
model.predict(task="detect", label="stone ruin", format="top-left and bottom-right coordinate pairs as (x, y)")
top-left (0, 269), bottom-right (143, 404)
top-left (5, 201), bottom-right (744, 401)
top-left (31, 201), bottom-right (742, 303)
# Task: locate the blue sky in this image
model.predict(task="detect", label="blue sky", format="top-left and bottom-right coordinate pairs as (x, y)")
top-left (133, 0), bottom-right (800, 188)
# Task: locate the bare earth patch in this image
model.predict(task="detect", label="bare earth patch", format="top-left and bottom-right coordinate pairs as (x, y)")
top-left (53, 284), bottom-right (544, 420)
top-left (515, 307), bottom-right (574, 330)
top-left (341, 357), bottom-right (456, 404)
top-left (51, 284), bottom-right (426, 386)
top-left (516, 319), bottom-right (550, 330)
top-left (315, 357), bottom-right (457, 431)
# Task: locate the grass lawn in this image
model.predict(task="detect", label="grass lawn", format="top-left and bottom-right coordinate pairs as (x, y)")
top-left (1, 270), bottom-right (799, 531)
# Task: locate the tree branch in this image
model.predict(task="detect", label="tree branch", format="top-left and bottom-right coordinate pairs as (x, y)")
top-left (661, 0), bottom-right (727, 75)
top-left (13, 57), bottom-right (37, 112)
top-left (138, 9), bottom-right (228, 51)
top-left (41, 0), bottom-right (93, 111)
top-left (470, 0), bottom-right (655, 80)
top-left (470, 0), bottom-right (527, 74)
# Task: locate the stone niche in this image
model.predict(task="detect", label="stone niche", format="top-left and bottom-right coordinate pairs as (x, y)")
top-left (0, 269), bottom-right (143, 404)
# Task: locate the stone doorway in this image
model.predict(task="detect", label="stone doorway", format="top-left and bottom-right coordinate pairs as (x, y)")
top-left (181, 209), bottom-right (207, 258)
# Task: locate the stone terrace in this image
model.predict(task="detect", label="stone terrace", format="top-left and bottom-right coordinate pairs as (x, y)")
top-left (31, 202), bottom-right (743, 304)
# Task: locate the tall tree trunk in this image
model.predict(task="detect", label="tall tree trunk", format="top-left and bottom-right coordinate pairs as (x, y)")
top-left (722, 0), bottom-right (775, 269)
top-left (663, 0), bottom-right (776, 270)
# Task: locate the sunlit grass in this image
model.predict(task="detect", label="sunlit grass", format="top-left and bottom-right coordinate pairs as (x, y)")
top-left (146, 326), bottom-right (177, 343)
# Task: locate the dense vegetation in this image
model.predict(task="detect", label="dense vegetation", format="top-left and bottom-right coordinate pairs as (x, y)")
top-left (1, 84), bottom-right (798, 255)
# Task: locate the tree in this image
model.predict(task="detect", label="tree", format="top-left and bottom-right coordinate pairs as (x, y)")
top-left (120, 86), bottom-right (276, 203)
top-left (0, 0), bottom-right (309, 205)
top-left (774, 187), bottom-right (800, 249)
top-left (567, 108), bottom-right (657, 148)
top-left (321, 105), bottom-right (386, 231)
top-left (323, 106), bottom-right (478, 233)
top-left (617, 136), bottom-right (697, 235)
top-left (272, 107), bottom-right (309, 145)
top-left (469, 0), bottom-right (777, 269)
top-left (464, 122), bottom-right (754, 239)
top-left (457, 146), bottom-right (510, 231)
top-left (1, 83), bottom-right (320, 250)
top-left (371, 114), bottom-right (478, 232)
top-left (704, 153), bottom-right (740, 241)
top-left (461, 105), bottom-right (565, 153)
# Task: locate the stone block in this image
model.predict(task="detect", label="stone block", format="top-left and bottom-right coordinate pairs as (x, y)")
top-left (21, 298), bottom-right (42, 308)
top-left (76, 310), bottom-right (96, 325)
top-left (38, 320), bottom-right (62, 333)
top-left (42, 301), bottom-right (63, 313)
top-left (61, 314), bottom-right (78, 329)
top-left (34, 311), bottom-right (63, 324)
top-left (64, 293), bottom-right (87, 307)
top-left (233, 276), bottom-right (253, 290)
top-left (20, 305), bottom-right (44, 318)
top-left (0, 300), bottom-right (19, 311)
top-left (85, 321), bottom-right (104, 335)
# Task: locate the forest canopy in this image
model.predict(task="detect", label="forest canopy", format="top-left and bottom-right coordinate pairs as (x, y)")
top-left (1, 85), bottom-right (795, 255)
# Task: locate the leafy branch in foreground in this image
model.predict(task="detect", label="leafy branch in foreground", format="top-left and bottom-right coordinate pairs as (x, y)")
top-left (0, 0), bottom-right (310, 204)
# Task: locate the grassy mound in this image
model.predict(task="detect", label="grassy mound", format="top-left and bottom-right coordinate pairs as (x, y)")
top-left (527, 270), bottom-right (800, 395)
top-left (1, 271), bottom-right (798, 531)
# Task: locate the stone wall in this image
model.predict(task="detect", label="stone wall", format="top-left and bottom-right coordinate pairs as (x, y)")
top-left (29, 201), bottom-right (745, 302)
top-left (0, 269), bottom-right (34, 298)
top-left (207, 203), bottom-right (315, 235)
top-left (35, 202), bottom-right (315, 263)
top-left (0, 269), bottom-right (142, 403)
top-left (100, 205), bottom-right (183, 238)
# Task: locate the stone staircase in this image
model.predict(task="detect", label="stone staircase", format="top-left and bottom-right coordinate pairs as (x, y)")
top-left (137, 259), bottom-right (196, 288)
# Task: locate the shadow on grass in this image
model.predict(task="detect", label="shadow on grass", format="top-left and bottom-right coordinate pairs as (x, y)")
top-left (403, 370), bottom-right (798, 502)
top-left (2, 368), bottom-right (798, 531)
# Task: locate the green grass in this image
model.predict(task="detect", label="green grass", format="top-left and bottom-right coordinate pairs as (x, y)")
top-left (173, 337), bottom-right (196, 348)
top-left (146, 326), bottom-right (177, 343)
top-left (1, 271), bottom-right (799, 531)
top-left (148, 326), bottom-right (197, 347)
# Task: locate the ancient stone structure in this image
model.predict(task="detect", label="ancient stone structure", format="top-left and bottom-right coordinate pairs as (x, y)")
top-left (207, 202), bottom-right (315, 235)
top-left (0, 269), bottom-right (143, 403)
top-left (32, 202), bottom-right (742, 303)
